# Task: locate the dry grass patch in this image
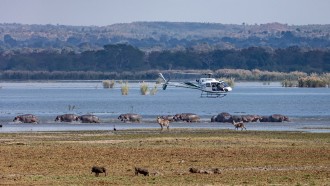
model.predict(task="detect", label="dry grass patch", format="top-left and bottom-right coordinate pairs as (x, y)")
top-left (0, 130), bottom-right (329, 185)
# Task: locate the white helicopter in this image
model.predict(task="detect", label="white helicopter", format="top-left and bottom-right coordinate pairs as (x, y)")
top-left (158, 73), bottom-right (232, 98)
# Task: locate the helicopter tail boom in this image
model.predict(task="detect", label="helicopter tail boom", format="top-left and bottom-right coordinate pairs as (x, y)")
top-left (158, 73), bottom-right (169, 90)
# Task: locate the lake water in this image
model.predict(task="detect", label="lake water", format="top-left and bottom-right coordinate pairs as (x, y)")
top-left (0, 81), bottom-right (329, 133)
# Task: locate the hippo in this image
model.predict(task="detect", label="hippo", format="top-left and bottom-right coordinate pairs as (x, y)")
top-left (211, 115), bottom-right (217, 122)
top-left (260, 116), bottom-right (271, 122)
top-left (270, 114), bottom-right (290, 122)
top-left (77, 114), bottom-right (100, 123)
top-left (174, 113), bottom-right (200, 122)
top-left (160, 115), bottom-right (175, 122)
top-left (215, 112), bottom-right (232, 122)
top-left (118, 113), bottom-right (141, 123)
top-left (13, 114), bottom-right (39, 123)
top-left (241, 115), bottom-right (261, 122)
top-left (55, 114), bottom-right (79, 122)
top-left (173, 114), bottom-right (182, 121)
top-left (232, 115), bottom-right (243, 122)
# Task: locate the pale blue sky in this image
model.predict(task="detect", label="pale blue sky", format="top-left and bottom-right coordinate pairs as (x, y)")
top-left (0, 0), bottom-right (329, 26)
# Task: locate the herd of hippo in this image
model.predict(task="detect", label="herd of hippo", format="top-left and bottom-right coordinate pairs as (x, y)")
top-left (10, 112), bottom-right (289, 124)
top-left (210, 112), bottom-right (290, 123)
top-left (12, 114), bottom-right (101, 124)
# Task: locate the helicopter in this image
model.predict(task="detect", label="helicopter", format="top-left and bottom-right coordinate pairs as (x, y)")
top-left (158, 73), bottom-right (232, 98)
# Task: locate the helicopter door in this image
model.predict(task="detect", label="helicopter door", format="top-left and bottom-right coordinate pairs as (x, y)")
top-left (205, 83), bottom-right (211, 91)
top-left (211, 83), bottom-right (217, 91)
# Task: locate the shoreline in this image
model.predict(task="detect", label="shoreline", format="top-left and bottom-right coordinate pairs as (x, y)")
top-left (1, 119), bottom-right (330, 133)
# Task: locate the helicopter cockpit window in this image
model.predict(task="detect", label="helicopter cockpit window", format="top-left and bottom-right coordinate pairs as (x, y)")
top-left (206, 83), bottom-right (211, 87)
top-left (222, 82), bottom-right (229, 87)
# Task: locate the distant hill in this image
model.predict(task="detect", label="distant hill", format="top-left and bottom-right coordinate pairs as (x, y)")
top-left (1, 22), bottom-right (330, 52)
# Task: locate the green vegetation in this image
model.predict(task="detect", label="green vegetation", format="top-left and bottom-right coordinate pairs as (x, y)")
top-left (0, 44), bottom-right (329, 81)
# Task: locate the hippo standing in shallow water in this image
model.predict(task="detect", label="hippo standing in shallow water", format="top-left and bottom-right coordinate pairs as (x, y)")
top-left (270, 114), bottom-right (290, 122)
top-left (55, 114), bottom-right (79, 122)
top-left (77, 114), bottom-right (100, 123)
top-left (173, 113), bottom-right (200, 122)
top-left (260, 114), bottom-right (290, 122)
top-left (118, 113), bottom-right (141, 123)
top-left (214, 112), bottom-right (232, 122)
top-left (13, 114), bottom-right (39, 123)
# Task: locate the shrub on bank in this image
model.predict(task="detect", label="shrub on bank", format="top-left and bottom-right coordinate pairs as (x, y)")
top-left (121, 82), bottom-right (129, 95)
top-left (282, 73), bottom-right (330, 88)
top-left (102, 80), bottom-right (115, 88)
top-left (140, 82), bottom-right (149, 95)
top-left (150, 85), bottom-right (158, 95)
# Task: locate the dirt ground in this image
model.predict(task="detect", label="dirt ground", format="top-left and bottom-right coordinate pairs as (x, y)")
top-left (0, 129), bottom-right (329, 185)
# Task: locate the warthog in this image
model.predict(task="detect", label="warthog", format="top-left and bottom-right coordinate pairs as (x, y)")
top-left (77, 114), bottom-right (100, 123)
top-left (232, 120), bottom-right (246, 130)
top-left (135, 167), bottom-right (149, 176)
top-left (157, 116), bottom-right (170, 130)
top-left (118, 113), bottom-right (141, 123)
top-left (13, 114), bottom-right (39, 123)
top-left (91, 166), bottom-right (107, 176)
top-left (55, 114), bottom-right (79, 122)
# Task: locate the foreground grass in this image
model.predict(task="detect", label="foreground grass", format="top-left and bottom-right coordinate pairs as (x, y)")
top-left (0, 129), bottom-right (329, 185)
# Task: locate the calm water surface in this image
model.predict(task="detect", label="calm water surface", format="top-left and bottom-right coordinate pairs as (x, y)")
top-left (0, 81), bottom-right (329, 133)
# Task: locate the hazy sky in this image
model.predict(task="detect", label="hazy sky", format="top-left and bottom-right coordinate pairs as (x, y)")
top-left (1, 0), bottom-right (329, 26)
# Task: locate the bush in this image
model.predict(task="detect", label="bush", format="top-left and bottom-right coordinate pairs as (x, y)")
top-left (150, 85), bottom-right (158, 95)
top-left (298, 75), bottom-right (327, 87)
top-left (121, 82), bottom-right (129, 95)
top-left (281, 79), bottom-right (297, 87)
top-left (102, 80), bottom-right (115, 88)
top-left (140, 82), bottom-right (149, 95)
top-left (221, 78), bottom-right (235, 87)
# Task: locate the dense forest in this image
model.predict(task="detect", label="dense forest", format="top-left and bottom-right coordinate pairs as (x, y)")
top-left (0, 22), bottom-right (329, 80)
top-left (0, 44), bottom-right (329, 80)
top-left (1, 22), bottom-right (330, 52)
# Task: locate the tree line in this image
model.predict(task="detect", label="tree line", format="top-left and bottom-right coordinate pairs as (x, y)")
top-left (0, 44), bottom-right (329, 80)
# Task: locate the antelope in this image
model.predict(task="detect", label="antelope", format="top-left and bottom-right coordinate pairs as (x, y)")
top-left (232, 120), bottom-right (246, 130)
top-left (157, 116), bottom-right (170, 130)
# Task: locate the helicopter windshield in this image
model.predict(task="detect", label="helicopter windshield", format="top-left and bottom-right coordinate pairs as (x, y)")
top-left (222, 82), bottom-right (229, 87)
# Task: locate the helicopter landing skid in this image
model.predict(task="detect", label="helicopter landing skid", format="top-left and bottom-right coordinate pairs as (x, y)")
top-left (200, 92), bottom-right (227, 98)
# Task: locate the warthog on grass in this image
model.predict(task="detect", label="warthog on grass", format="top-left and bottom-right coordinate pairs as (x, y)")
top-left (91, 166), bottom-right (107, 176)
top-left (135, 167), bottom-right (149, 176)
